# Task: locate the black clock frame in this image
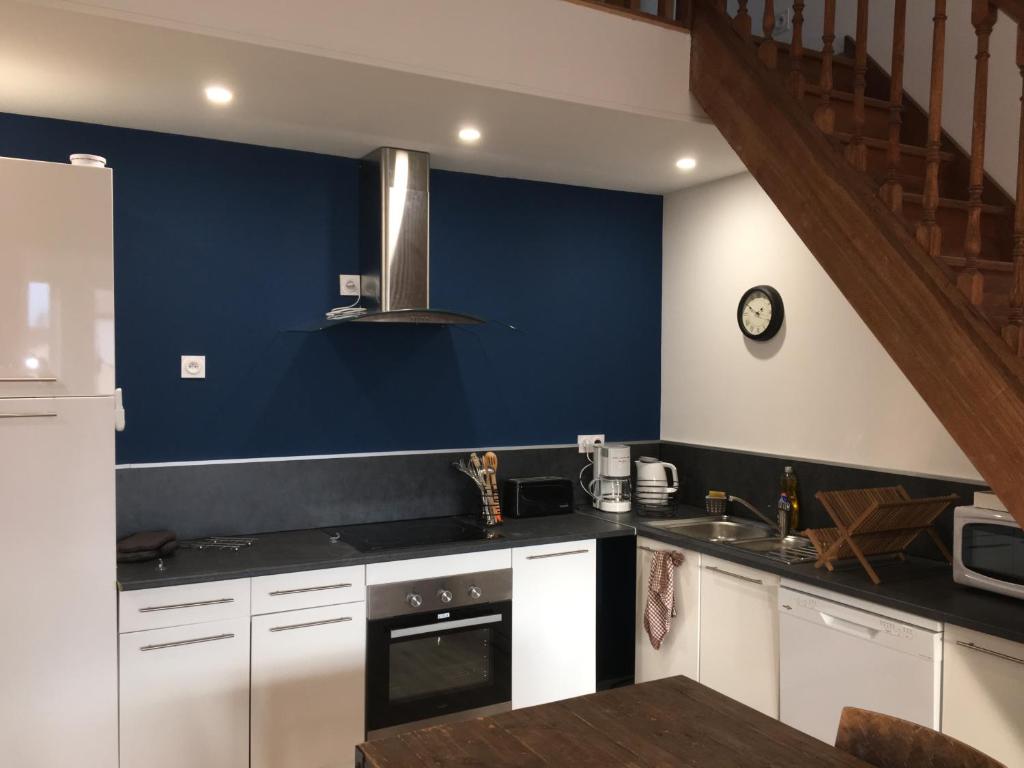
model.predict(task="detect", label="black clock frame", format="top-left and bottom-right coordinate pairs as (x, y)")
top-left (737, 285), bottom-right (784, 341)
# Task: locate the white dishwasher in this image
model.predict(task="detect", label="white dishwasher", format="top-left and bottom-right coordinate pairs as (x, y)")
top-left (778, 579), bottom-right (942, 744)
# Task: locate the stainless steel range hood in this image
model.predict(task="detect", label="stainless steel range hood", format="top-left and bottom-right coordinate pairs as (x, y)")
top-left (348, 147), bottom-right (483, 325)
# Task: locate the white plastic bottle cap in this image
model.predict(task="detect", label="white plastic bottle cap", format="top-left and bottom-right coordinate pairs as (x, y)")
top-left (69, 154), bottom-right (107, 167)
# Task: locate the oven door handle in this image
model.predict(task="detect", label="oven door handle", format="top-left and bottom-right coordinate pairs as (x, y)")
top-left (390, 613), bottom-right (503, 639)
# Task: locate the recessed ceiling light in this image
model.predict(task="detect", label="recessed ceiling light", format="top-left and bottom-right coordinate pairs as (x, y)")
top-left (458, 127), bottom-right (482, 143)
top-left (676, 157), bottom-right (697, 171)
top-left (204, 85), bottom-right (234, 105)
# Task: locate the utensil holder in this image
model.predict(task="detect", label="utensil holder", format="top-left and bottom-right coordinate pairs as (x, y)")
top-left (452, 460), bottom-right (502, 527)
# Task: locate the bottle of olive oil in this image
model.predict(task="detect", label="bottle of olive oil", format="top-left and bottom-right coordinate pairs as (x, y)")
top-left (780, 466), bottom-right (801, 531)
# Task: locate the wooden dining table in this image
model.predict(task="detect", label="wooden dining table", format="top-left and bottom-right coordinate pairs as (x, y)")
top-left (355, 675), bottom-right (871, 767)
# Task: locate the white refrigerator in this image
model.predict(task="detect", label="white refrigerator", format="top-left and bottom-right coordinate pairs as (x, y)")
top-left (0, 155), bottom-right (119, 766)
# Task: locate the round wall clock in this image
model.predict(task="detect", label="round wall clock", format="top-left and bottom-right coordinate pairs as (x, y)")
top-left (737, 285), bottom-right (784, 341)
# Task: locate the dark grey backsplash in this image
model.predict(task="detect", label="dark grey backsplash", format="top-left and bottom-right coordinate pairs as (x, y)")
top-left (658, 441), bottom-right (984, 559)
top-left (116, 443), bottom-right (659, 539)
top-left (117, 440), bottom-right (982, 551)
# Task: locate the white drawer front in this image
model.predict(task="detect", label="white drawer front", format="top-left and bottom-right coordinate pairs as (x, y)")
top-left (251, 566), bottom-right (366, 615)
top-left (119, 579), bottom-right (251, 633)
top-left (366, 548), bottom-right (511, 585)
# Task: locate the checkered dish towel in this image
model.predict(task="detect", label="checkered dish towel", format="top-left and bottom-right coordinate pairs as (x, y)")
top-left (643, 549), bottom-right (685, 650)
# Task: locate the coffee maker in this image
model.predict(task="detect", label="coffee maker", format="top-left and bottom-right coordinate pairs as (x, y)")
top-left (588, 443), bottom-right (632, 513)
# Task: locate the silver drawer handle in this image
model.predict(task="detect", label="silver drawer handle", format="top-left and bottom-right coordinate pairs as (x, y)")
top-left (270, 616), bottom-right (353, 633)
top-left (526, 549), bottom-right (590, 560)
top-left (140, 633), bottom-right (234, 652)
top-left (269, 583), bottom-right (351, 596)
top-left (705, 565), bottom-right (764, 585)
top-left (0, 377), bottom-right (57, 382)
top-left (0, 412), bottom-right (57, 419)
top-left (139, 597), bottom-right (234, 613)
top-left (957, 640), bottom-right (1024, 666)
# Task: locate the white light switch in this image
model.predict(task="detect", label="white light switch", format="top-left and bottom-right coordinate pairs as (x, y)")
top-left (181, 355), bottom-right (206, 379)
top-left (339, 274), bottom-right (361, 297)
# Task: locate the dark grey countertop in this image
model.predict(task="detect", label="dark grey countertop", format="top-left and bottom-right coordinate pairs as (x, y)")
top-left (116, 512), bottom-right (635, 591)
top-left (597, 505), bottom-right (1024, 645)
top-left (118, 504), bottom-right (1024, 646)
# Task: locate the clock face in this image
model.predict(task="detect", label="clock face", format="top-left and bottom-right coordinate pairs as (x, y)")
top-left (741, 290), bottom-right (773, 336)
top-left (737, 285), bottom-right (784, 341)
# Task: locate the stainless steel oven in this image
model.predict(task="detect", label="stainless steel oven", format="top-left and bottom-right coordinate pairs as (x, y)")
top-left (954, 505), bottom-right (1024, 600)
top-left (365, 568), bottom-right (512, 738)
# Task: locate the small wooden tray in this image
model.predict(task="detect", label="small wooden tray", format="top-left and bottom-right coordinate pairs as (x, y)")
top-left (804, 486), bottom-right (957, 584)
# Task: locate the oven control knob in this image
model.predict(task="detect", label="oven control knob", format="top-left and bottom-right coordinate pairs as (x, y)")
top-left (406, 593), bottom-right (423, 608)
top-left (468, 586), bottom-right (482, 600)
top-left (438, 589), bottom-right (454, 604)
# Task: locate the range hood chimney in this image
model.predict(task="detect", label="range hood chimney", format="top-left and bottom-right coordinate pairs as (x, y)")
top-left (350, 147), bottom-right (483, 325)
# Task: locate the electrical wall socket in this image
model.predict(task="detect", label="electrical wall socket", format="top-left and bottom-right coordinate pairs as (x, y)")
top-left (339, 274), bottom-right (361, 296)
top-left (181, 355), bottom-right (206, 379)
top-left (577, 434), bottom-right (605, 454)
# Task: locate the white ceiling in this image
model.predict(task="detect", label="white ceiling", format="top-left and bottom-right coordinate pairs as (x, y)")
top-left (0, 1), bottom-right (745, 194)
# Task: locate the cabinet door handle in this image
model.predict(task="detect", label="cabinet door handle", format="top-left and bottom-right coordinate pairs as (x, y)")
top-left (704, 565), bottom-right (764, 585)
top-left (526, 549), bottom-right (590, 560)
top-left (268, 583), bottom-right (352, 596)
top-left (140, 633), bottom-right (234, 652)
top-left (0, 377), bottom-right (57, 383)
top-left (956, 640), bottom-right (1024, 666)
top-left (270, 616), bottom-right (353, 633)
top-left (0, 412), bottom-right (57, 419)
top-left (138, 597), bottom-right (234, 613)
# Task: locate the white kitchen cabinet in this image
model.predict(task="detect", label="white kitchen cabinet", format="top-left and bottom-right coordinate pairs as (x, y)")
top-left (0, 156), bottom-right (114, 398)
top-left (252, 602), bottom-right (366, 768)
top-left (512, 539), bottom-right (596, 708)
top-left (119, 617), bottom-right (250, 768)
top-left (0, 397), bottom-right (117, 768)
top-left (635, 537), bottom-right (700, 683)
top-left (942, 624), bottom-right (1024, 766)
top-left (699, 554), bottom-right (780, 717)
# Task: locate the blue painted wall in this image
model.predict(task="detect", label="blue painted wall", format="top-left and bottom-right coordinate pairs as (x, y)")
top-left (0, 112), bottom-right (662, 463)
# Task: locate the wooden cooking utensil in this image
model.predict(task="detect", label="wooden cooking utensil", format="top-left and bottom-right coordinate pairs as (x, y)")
top-left (482, 452), bottom-right (502, 523)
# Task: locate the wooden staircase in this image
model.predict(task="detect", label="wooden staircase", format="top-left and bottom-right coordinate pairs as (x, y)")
top-left (688, 0), bottom-right (1024, 527)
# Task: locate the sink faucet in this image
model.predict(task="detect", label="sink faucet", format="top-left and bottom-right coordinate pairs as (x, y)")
top-left (728, 495), bottom-right (786, 536)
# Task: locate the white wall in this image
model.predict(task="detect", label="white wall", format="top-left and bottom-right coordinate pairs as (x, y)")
top-left (35, 0), bottom-right (702, 122)
top-left (661, 172), bottom-right (982, 482)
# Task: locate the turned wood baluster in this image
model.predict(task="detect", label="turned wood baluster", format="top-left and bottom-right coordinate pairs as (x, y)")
top-left (881, 0), bottom-right (907, 213)
top-left (959, 0), bottom-right (999, 306)
top-left (734, 0), bottom-right (752, 41)
top-left (790, 1), bottom-right (806, 98)
top-left (916, 0), bottom-right (947, 259)
top-left (1003, 25), bottom-right (1024, 354)
top-left (814, 0), bottom-right (837, 134)
top-left (846, 0), bottom-right (870, 171)
top-left (759, 0), bottom-right (778, 68)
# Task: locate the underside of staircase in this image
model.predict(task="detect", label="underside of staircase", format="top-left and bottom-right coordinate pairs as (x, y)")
top-left (688, 1), bottom-right (1024, 527)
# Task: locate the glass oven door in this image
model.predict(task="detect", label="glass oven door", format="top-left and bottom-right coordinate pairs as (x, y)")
top-left (961, 522), bottom-right (1024, 586)
top-left (366, 600), bottom-right (512, 731)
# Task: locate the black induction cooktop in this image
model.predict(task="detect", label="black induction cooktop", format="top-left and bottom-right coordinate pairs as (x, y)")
top-left (329, 515), bottom-right (503, 553)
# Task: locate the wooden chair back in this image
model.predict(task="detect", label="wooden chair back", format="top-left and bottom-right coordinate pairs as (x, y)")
top-left (835, 707), bottom-right (1006, 768)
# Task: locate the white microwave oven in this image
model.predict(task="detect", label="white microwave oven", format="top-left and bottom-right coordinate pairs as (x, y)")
top-left (953, 505), bottom-right (1024, 600)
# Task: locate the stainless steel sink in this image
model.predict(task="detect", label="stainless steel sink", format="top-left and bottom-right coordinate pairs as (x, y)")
top-left (732, 535), bottom-right (819, 564)
top-left (645, 515), bottom-right (776, 543)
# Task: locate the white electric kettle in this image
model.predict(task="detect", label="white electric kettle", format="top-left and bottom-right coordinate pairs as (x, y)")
top-left (634, 457), bottom-right (678, 505)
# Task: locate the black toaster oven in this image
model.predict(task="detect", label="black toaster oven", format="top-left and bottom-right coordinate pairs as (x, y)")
top-left (502, 477), bottom-right (574, 518)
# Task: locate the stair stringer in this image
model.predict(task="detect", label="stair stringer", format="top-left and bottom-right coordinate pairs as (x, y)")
top-left (690, 1), bottom-right (1024, 526)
